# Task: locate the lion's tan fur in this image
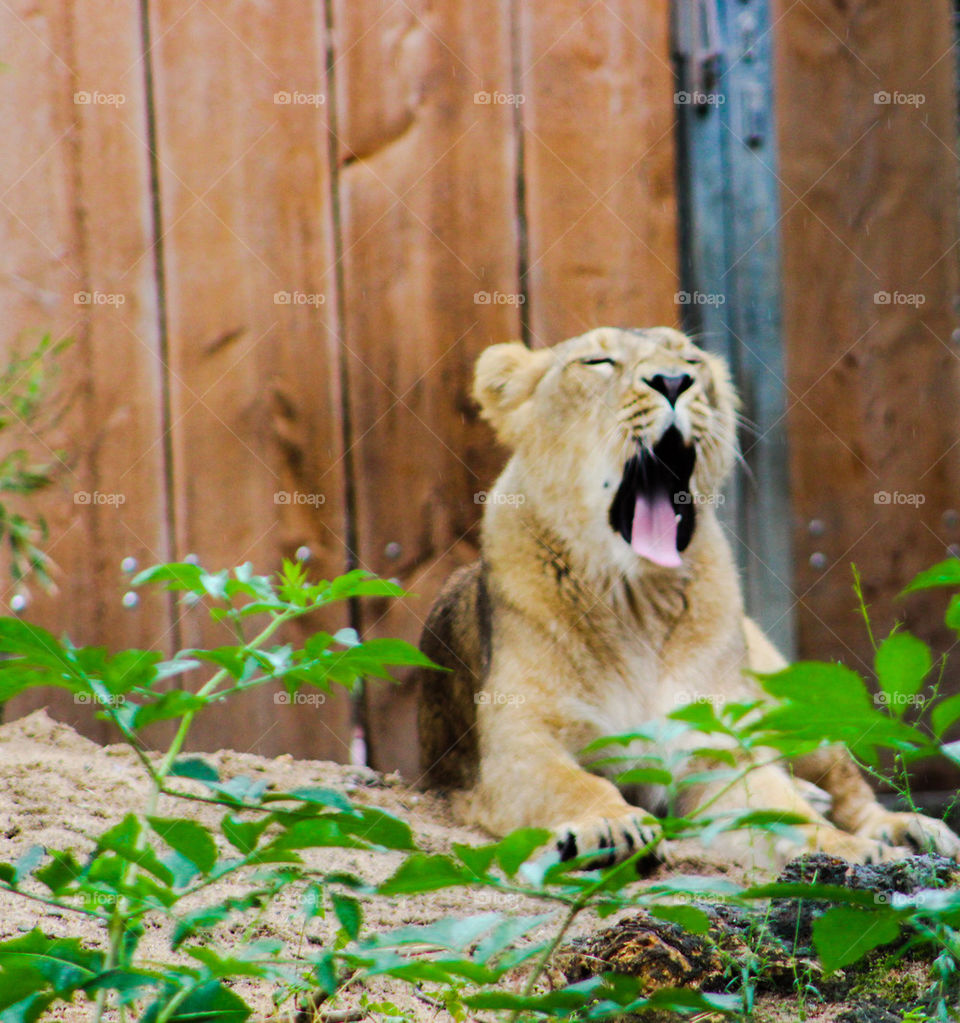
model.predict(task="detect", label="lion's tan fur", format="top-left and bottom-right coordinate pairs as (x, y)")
top-left (415, 327), bottom-right (960, 874)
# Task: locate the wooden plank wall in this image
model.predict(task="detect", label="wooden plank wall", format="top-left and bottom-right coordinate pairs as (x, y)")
top-left (773, 0), bottom-right (960, 782)
top-left (0, 0), bottom-right (678, 771)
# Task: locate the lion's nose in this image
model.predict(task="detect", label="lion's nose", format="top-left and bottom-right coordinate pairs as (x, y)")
top-left (644, 373), bottom-right (693, 407)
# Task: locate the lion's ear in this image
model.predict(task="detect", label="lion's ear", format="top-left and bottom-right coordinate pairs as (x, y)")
top-left (473, 341), bottom-right (552, 445)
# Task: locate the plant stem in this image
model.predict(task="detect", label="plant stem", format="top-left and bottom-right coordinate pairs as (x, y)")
top-left (93, 609), bottom-right (295, 1023)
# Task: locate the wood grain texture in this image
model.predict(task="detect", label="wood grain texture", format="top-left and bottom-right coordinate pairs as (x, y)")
top-left (517, 0), bottom-right (679, 345)
top-left (332, 0), bottom-right (522, 776)
top-left (773, 1), bottom-right (960, 721)
top-left (147, 0), bottom-right (352, 758)
top-left (0, 1), bottom-right (172, 740)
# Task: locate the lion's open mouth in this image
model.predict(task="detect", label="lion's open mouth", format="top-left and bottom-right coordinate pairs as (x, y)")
top-left (608, 426), bottom-right (696, 568)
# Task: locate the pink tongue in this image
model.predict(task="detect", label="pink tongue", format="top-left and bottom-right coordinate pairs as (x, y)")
top-left (631, 492), bottom-right (682, 567)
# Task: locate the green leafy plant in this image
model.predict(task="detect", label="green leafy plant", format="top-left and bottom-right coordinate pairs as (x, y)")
top-left (0, 334), bottom-right (70, 596)
top-left (1, 557), bottom-right (960, 1021)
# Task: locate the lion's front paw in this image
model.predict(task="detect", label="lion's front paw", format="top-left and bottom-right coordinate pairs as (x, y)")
top-left (554, 811), bottom-right (662, 868)
top-left (859, 811), bottom-right (960, 859)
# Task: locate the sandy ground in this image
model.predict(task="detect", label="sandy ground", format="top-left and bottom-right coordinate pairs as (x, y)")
top-left (0, 710), bottom-right (937, 1022)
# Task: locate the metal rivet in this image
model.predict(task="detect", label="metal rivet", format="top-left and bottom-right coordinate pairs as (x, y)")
top-left (295, 545), bottom-right (312, 562)
top-left (943, 510), bottom-right (959, 530)
top-left (808, 519), bottom-right (826, 537)
top-left (10, 594), bottom-right (27, 613)
top-left (809, 551), bottom-right (828, 571)
top-left (121, 556), bottom-right (138, 573)
top-left (184, 553), bottom-right (199, 565)
top-left (385, 541), bottom-right (402, 560)
top-left (122, 591), bottom-right (138, 609)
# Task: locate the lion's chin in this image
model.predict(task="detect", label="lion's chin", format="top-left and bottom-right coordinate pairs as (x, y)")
top-left (607, 426), bottom-right (696, 568)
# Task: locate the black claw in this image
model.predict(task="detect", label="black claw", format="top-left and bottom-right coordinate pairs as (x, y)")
top-left (557, 831), bottom-right (578, 861)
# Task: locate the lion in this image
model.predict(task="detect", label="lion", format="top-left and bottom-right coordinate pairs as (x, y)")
top-left (414, 326), bottom-right (960, 873)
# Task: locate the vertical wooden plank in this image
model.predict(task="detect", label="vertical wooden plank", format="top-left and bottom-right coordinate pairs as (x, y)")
top-left (675, 0), bottom-right (796, 655)
top-left (0, 0), bottom-right (172, 739)
top-left (148, 0), bottom-right (352, 758)
top-left (517, 0), bottom-right (679, 344)
top-left (773, 1), bottom-right (960, 734)
top-left (333, 0), bottom-right (522, 776)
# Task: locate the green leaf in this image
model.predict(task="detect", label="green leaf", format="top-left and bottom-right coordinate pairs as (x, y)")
top-left (649, 904), bottom-right (712, 934)
top-left (338, 808), bottom-right (416, 852)
top-left (489, 829), bottom-right (552, 877)
top-left (147, 818), bottom-right (217, 875)
top-left (875, 632), bottom-right (931, 715)
top-left (34, 850), bottom-right (84, 896)
top-left (119, 690), bottom-right (207, 731)
top-left (931, 693), bottom-right (960, 738)
top-left (378, 854), bottom-right (476, 895)
top-left (97, 815), bottom-right (173, 886)
top-left (143, 979), bottom-right (250, 1022)
top-left (616, 767), bottom-right (674, 786)
top-left (0, 931), bottom-right (104, 993)
top-left (168, 758), bottom-right (219, 784)
top-left (813, 905), bottom-right (901, 972)
top-left (331, 893), bottom-right (362, 940)
top-left (220, 815), bottom-right (270, 855)
top-left (13, 846), bottom-right (43, 883)
top-left (946, 593), bottom-right (960, 634)
top-left (901, 558), bottom-right (960, 595)
top-left (132, 563), bottom-right (205, 593)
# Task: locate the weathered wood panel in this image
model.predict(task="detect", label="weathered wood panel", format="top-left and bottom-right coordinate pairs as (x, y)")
top-left (147, 0), bottom-right (352, 758)
top-left (333, 0), bottom-right (522, 776)
top-left (773, 1), bottom-right (960, 729)
top-left (1, 0), bottom-right (172, 739)
top-left (517, 0), bottom-right (679, 344)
